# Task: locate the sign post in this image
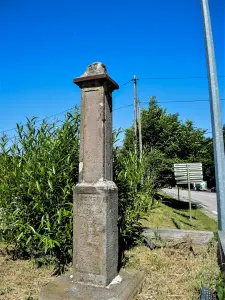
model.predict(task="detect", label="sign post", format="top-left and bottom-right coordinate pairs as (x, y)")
top-left (174, 163), bottom-right (203, 220)
top-left (187, 164), bottom-right (192, 220)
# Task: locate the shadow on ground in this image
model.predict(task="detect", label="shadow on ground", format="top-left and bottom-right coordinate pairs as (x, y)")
top-left (155, 193), bottom-right (202, 210)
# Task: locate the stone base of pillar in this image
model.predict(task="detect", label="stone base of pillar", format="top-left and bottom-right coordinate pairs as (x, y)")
top-left (73, 181), bottom-right (118, 286)
top-left (39, 269), bottom-right (145, 300)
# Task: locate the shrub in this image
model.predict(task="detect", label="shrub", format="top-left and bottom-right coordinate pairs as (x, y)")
top-left (0, 117), bottom-right (156, 270)
top-left (113, 142), bottom-right (154, 249)
top-left (0, 109), bottom-right (80, 270)
top-left (216, 273), bottom-right (225, 300)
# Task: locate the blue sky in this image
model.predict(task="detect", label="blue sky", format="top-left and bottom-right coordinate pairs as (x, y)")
top-left (0, 0), bottom-right (224, 140)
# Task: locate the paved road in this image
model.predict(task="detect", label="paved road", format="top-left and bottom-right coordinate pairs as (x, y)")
top-left (162, 188), bottom-right (217, 217)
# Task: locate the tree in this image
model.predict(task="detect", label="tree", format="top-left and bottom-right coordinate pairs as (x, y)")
top-left (123, 97), bottom-right (215, 187)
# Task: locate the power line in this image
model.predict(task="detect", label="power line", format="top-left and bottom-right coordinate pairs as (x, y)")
top-left (121, 75), bottom-right (225, 86)
top-left (113, 98), bottom-right (225, 112)
top-left (139, 75), bottom-right (225, 80)
top-left (113, 104), bottom-right (133, 111)
top-left (38, 107), bottom-right (75, 121)
top-left (141, 98), bottom-right (225, 104)
top-left (0, 107), bottom-right (76, 136)
top-left (123, 79), bottom-right (134, 86)
top-left (1, 104), bottom-right (134, 135)
top-left (1, 97), bottom-right (224, 135)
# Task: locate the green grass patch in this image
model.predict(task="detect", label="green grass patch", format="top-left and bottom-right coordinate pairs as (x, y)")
top-left (142, 193), bottom-right (217, 231)
top-left (126, 241), bottom-right (219, 300)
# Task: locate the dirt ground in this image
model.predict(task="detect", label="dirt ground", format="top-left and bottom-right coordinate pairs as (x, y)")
top-left (0, 241), bottom-right (220, 300)
top-left (0, 244), bottom-right (53, 300)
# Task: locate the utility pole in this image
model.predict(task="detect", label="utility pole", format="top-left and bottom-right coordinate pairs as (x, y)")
top-left (138, 100), bottom-right (143, 161)
top-left (201, 0), bottom-right (225, 230)
top-left (138, 100), bottom-right (143, 184)
top-left (133, 75), bottom-right (137, 158)
top-left (133, 75), bottom-right (138, 192)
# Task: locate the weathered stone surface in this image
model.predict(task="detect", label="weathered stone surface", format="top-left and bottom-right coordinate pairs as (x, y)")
top-left (73, 181), bottom-right (118, 286)
top-left (39, 269), bottom-right (145, 300)
top-left (143, 227), bottom-right (214, 244)
top-left (72, 63), bottom-right (119, 286)
top-left (78, 86), bottom-right (113, 183)
top-left (81, 62), bottom-right (107, 77)
top-left (39, 63), bottom-right (144, 299)
top-left (73, 72), bottom-right (119, 94)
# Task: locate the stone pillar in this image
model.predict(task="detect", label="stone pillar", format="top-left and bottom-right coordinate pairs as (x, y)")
top-left (73, 62), bottom-right (119, 286)
top-left (39, 63), bottom-right (144, 300)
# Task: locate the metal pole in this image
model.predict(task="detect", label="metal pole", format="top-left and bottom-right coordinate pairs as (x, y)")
top-left (201, 0), bottom-right (225, 230)
top-left (187, 164), bottom-right (192, 220)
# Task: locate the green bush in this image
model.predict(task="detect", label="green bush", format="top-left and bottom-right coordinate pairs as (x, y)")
top-left (0, 110), bottom-right (80, 269)
top-left (216, 273), bottom-right (225, 300)
top-left (113, 141), bottom-right (153, 248)
top-left (0, 117), bottom-right (155, 271)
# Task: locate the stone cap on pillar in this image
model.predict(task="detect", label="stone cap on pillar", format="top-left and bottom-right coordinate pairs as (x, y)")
top-left (73, 62), bottom-right (119, 92)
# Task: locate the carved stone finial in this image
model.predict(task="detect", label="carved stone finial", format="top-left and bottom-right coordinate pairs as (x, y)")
top-left (81, 62), bottom-right (107, 77)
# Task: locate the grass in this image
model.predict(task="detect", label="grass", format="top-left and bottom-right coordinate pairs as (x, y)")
top-left (0, 241), bottom-right (220, 300)
top-left (141, 193), bottom-right (218, 232)
top-left (0, 194), bottom-right (219, 299)
top-left (126, 241), bottom-right (220, 300)
top-left (0, 243), bottom-right (54, 300)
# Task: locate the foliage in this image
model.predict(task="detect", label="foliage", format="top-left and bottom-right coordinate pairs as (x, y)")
top-left (0, 97), bottom-right (223, 270)
top-left (124, 97), bottom-right (206, 159)
top-left (145, 149), bottom-right (176, 189)
top-left (0, 115), bottom-right (152, 269)
top-left (0, 118), bottom-right (152, 269)
top-left (123, 96), bottom-right (221, 188)
top-left (142, 193), bottom-right (218, 231)
top-left (199, 137), bottom-right (215, 188)
top-left (216, 273), bottom-right (225, 300)
top-left (0, 110), bottom-right (80, 269)
top-left (113, 142), bottom-right (153, 248)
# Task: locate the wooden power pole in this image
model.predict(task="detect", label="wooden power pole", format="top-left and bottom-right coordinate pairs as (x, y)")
top-left (138, 100), bottom-right (143, 161)
top-left (138, 99), bottom-right (143, 185)
top-left (133, 75), bottom-right (137, 157)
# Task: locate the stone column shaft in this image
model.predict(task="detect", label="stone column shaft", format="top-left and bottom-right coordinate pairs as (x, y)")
top-left (73, 64), bottom-right (119, 286)
top-left (79, 80), bottom-right (113, 183)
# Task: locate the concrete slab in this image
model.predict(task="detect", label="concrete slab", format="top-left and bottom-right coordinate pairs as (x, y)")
top-left (143, 227), bottom-right (214, 244)
top-left (39, 269), bottom-right (145, 300)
